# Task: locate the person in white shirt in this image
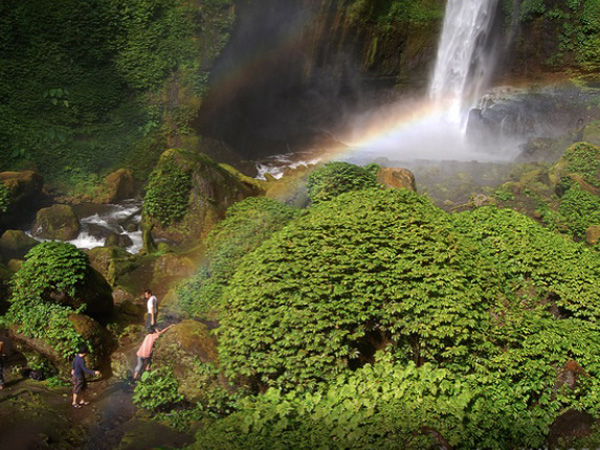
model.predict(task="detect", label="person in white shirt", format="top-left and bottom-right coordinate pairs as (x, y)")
top-left (143, 289), bottom-right (158, 332)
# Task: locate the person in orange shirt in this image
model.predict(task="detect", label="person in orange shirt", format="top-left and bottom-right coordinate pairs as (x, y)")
top-left (133, 325), bottom-right (173, 380)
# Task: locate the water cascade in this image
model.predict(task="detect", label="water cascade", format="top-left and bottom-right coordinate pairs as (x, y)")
top-left (429, 0), bottom-right (502, 124)
top-left (340, 0), bottom-right (506, 164)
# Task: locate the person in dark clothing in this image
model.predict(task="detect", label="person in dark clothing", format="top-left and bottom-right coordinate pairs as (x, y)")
top-left (71, 344), bottom-right (100, 408)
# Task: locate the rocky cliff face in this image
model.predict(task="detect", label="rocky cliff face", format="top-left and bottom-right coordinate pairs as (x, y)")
top-left (196, 0), bottom-right (445, 160)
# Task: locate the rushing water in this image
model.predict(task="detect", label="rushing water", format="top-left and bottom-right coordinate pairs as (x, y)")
top-left (28, 200), bottom-right (143, 254)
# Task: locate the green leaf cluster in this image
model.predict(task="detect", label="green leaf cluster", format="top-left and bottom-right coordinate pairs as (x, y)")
top-left (133, 367), bottom-right (184, 413)
top-left (218, 189), bottom-right (495, 390)
top-left (177, 197), bottom-right (301, 318)
top-left (306, 162), bottom-right (381, 204)
top-left (192, 357), bottom-right (577, 449)
top-left (143, 159), bottom-right (192, 227)
top-left (0, 183), bottom-right (11, 214)
top-left (0, 242), bottom-right (91, 359)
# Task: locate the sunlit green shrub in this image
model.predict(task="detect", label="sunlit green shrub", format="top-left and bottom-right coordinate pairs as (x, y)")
top-left (307, 162), bottom-right (380, 204)
top-left (133, 367), bottom-right (184, 412)
top-left (219, 189), bottom-right (495, 390)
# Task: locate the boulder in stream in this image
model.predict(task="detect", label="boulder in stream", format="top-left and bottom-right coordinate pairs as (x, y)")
top-left (0, 229), bottom-right (39, 263)
top-left (32, 204), bottom-right (80, 240)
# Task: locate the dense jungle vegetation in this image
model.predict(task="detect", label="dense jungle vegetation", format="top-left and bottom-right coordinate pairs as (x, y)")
top-left (2, 0), bottom-right (600, 448)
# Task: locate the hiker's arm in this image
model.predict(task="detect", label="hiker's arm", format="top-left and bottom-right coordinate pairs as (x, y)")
top-left (159, 325), bottom-right (174, 334)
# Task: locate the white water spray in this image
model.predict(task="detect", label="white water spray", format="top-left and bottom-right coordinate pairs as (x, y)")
top-left (429, 0), bottom-right (501, 124)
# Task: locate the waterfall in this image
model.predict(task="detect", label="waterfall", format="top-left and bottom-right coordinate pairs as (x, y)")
top-left (429, 0), bottom-right (501, 123)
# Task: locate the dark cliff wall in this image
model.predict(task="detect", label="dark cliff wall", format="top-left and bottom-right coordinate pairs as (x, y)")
top-left (196, 0), bottom-right (445, 159)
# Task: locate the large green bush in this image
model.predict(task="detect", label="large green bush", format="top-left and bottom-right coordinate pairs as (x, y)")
top-left (1, 242), bottom-right (91, 358)
top-left (219, 189), bottom-right (496, 390)
top-left (306, 162), bottom-right (381, 204)
top-left (177, 197), bottom-right (301, 318)
top-left (452, 206), bottom-right (600, 317)
top-left (193, 354), bottom-right (600, 449)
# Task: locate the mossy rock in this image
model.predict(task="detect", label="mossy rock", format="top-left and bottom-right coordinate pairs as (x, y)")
top-left (95, 168), bottom-right (137, 203)
top-left (104, 232), bottom-right (134, 249)
top-left (152, 253), bottom-right (195, 285)
top-left (87, 246), bottom-right (139, 287)
top-left (153, 319), bottom-right (219, 402)
top-left (0, 230), bottom-right (39, 263)
top-left (32, 204), bottom-right (80, 240)
top-left (68, 313), bottom-right (115, 372)
top-left (142, 149), bottom-right (262, 248)
top-left (586, 225), bottom-right (600, 245)
top-left (582, 121), bottom-right (600, 147)
top-left (0, 170), bottom-right (44, 230)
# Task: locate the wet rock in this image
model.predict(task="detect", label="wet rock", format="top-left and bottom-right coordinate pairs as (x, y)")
top-left (32, 204), bottom-right (80, 240)
top-left (153, 319), bottom-right (219, 402)
top-left (376, 167), bottom-right (417, 191)
top-left (104, 232), bottom-right (134, 249)
top-left (96, 168), bottom-right (137, 203)
top-left (0, 230), bottom-right (39, 263)
top-left (125, 222), bottom-right (138, 233)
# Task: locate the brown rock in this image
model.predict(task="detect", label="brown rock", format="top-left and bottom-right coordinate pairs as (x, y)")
top-left (376, 167), bottom-right (417, 192)
top-left (153, 319), bottom-right (219, 402)
top-left (68, 313), bottom-right (115, 372)
top-left (96, 169), bottom-right (136, 203)
top-left (585, 225), bottom-right (600, 245)
top-left (32, 204), bottom-right (80, 240)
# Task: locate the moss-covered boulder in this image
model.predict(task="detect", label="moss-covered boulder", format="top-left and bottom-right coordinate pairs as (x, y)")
top-left (142, 149), bottom-right (262, 248)
top-left (32, 204), bottom-right (80, 240)
top-left (0, 170), bottom-right (44, 231)
top-left (95, 168), bottom-right (137, 203)
top-left (87, 246), bottom-right (139, 287)
top-left (152, 253), bottom-right (195, 285)
top-left (68, 313), bottom-right (115, 371)
top-left (376, 167), bottom-right (417, 191)
top-left (0, 230), bottom-right (39, 263)
top-left (582, 121), bottom-right (600, 147)
top-left (153, 319), bottom-right (219, 402)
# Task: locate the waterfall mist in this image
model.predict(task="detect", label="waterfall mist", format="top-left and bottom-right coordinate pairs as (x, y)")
top-left (342, 0), bottom-right (509, 166)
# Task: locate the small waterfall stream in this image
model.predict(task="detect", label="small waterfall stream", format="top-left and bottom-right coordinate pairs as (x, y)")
top-left (429, 0), bottom-right (501, 124)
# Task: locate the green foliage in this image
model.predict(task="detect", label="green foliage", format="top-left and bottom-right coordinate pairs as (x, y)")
top-left (219, 189), bottom-right (495, 390)
top-left (193, 357), bottom-right (587, 449)
top-left (493, 187), bottom-right (515, 201)
top-left (562, 142), bottom-right (600, 189)
top-left (133, 367), bottom-right (184, 413)
top-left (0, 0), bottom-right (234, 181)
top-left (348, 0), bottom-right (443, 30)
top-left (143, 159), bottom-right (192, 226)
top-left (0, 183), bottom-right (11, 213)
top-left (0, 242), bottom-right (91, 359)
top-left (177, 197), bottom-right (300, 318)
top-left (452, 206), bottom-right (600, 317)
top-left (520, 0), bottom-right (546, 22)
top-left (557, 185), bottom-right (600, 237)
top-left (306, 162), bottom-right (380, 204)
